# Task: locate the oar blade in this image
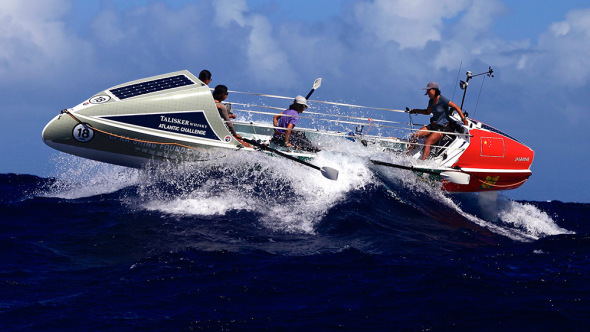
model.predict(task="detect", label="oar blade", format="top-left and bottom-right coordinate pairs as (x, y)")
top-left (440, 171), bottom-right (470, 185)
top-left (321, 166), bottom-right (339, 181)
top-left (306, 78), bottom-right (322, 99)
top-left (313, 78), bottom-right (322, 90)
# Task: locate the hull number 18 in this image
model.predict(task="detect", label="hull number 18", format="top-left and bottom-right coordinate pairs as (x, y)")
top-left (73, 123), bottom-right (95, 142)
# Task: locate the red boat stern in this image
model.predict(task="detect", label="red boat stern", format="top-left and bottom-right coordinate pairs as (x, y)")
top-left (442, 122), bottom-right (534, 192)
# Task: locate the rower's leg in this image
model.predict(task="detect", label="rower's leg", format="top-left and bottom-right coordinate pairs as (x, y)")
top-left (407, 126), bottom-right (429, 155)
top-left (422, 132), bottom-right (443, 160)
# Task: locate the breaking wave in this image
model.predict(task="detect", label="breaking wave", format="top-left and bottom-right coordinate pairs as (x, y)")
top-left (40, 151), bottom-right (571, 241)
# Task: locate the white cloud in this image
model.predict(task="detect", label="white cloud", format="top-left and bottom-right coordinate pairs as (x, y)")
top-left (434, 0), bottom-right (507, 71)
top-left (83, 2), bottom-right (216, 76)
top-left (0, 0), bottom-right (93, 84)
top-left (550, 22), bottom-right (570, 36)
top-left (245, 16), bottom-right (294, 81)
top-left (213, 0), bottom-right (296, 87)
top-left (452, 0), bottom-right (505, 38)
top-left (214, 0), bottom-right (248, 27)
top-left (91, 9), bottom-right (127, 45)
top-left (532, 8), bottom-right (590, 86)
top-left (353, 0), bottom-right (470, 49)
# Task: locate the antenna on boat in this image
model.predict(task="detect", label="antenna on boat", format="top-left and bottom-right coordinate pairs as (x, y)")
top-left (451, 61), bottom-right (463, 102)
top-left (459, 66), bottom-right (494, 113)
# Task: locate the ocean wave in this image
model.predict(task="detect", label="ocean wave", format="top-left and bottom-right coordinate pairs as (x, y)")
top-left (28, 151), bottom-right (574, 242)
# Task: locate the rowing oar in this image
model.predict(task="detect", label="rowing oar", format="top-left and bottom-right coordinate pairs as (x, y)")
top-left (370, 159), bottom-right (470, 185)
top-left (370, 159), bottom-right (436, 173)
top-left (305, 78), bottom-right (322, 99)
top-left (242, 138), bottom-right (339, 181)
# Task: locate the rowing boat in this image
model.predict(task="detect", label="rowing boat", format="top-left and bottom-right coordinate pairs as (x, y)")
top-left (42, 69), bottom-right (533, 191)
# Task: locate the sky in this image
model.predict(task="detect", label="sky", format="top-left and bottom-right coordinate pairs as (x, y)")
top-left (1, 0), bottom-right (589, 203)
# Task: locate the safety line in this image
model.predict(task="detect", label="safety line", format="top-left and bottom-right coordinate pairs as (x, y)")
top-left (229, 102), bottom-right (411, 126)
top-left (227, 90), bottom-right (406, 113)
top-left (61, 110), bottom-right (209, 151)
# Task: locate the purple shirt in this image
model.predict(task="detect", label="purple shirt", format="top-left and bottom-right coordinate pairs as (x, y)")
top-left (276, 109), bottom-right (299, 135)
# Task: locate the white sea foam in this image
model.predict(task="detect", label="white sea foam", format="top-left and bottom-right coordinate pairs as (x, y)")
top-left (43, 154), bottom-right (140, 199)
top-left (140, 146), bottom-right (377, 234)
top-left (439, 191), bottom-right (570, 241)
top-left (497, 200), bottom-right (573, 238)
top-left (44, 144), bottom-right (571, 240)
top-left (446, 193), bottom-right (574, 241)
top-left (371, 153), bottom-right (573, 241)
top-left (145, 194), bottom-right (256, 216)
top-left (438, 192), bottom-right (538, 242)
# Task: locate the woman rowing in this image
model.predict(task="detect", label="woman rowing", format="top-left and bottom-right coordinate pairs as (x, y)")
top-left (407, 81), bottom-right (469, 160)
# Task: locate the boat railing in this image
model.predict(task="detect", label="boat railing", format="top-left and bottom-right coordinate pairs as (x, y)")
top-left (225, 90), bottom-right (471, 155)
top-left (229, 102), bottom-right (411, 127)
top-left (230, 104), bottom-right (469, 133)
top-left (232, 119), bottom-right (468, 158)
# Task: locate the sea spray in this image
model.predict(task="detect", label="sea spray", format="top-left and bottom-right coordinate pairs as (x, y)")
top-left (42, 154), bottom-right (140, 199)
top-left (40, 148), bottom-right (571, 241)
top-left (138, 148), bottom-right (377, 234)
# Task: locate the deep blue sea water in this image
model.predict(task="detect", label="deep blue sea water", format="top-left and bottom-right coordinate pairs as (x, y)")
top-left (1, 154), bottom-right (589, 331)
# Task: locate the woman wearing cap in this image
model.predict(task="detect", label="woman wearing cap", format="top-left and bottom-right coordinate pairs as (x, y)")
top-left (407, 82), bottom-right (469, 160)
top-left (272, 95), bottom-right (311, 148)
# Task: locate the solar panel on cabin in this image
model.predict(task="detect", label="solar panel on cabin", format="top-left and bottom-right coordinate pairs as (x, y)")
top-left (110, 75), bottom-right (194, 100)
top-left (480, 123), bottom-right (520, 143)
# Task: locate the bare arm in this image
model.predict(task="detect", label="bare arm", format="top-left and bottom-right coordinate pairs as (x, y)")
top-left (284, 123), bottom-right (295, 146)
top-left (217, 102), bottom-right (239, 137)
top-left (448, 101), bottom-right (468, 125)
top-left (409, 106), bottom-right (432, 115)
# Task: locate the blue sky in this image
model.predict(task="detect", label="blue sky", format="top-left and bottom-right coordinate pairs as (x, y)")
top-left (1, 0), bottom-right (589, 202)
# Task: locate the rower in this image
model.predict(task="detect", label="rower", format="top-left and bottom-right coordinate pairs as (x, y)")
top-left (213, 85), bottom-right (241, 139)
top-left (407, 81), bottom-right (468, 160)
top-left (271, 96), bottom-right (318, 152)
